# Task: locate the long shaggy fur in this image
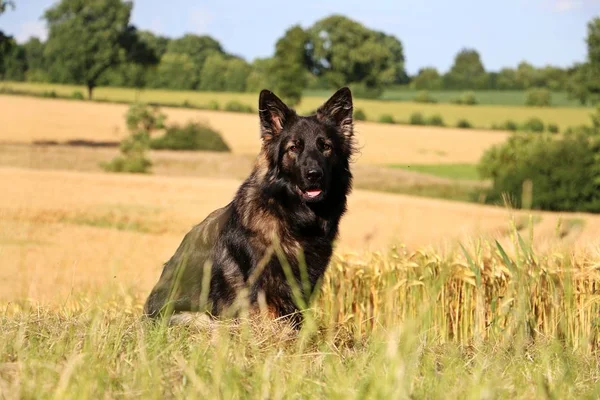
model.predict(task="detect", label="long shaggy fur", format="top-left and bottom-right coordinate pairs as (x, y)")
top-left (143, 87), bottom-right (355, 328)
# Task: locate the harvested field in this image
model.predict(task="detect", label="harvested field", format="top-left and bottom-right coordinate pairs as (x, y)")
top-left (0, 95), bottom-right (509, 165)
top-left (1, 167), bottom-right (599, 302)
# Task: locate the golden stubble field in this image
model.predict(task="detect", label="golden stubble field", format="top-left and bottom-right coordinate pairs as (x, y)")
top-left (1, 95), bottom-right (600, 304)
top-left (2, 167), bottom-right (600, 303)
top-left (0, 95), bottom-right (509, 165)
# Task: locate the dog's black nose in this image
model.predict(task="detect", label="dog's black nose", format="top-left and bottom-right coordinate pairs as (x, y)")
top-left (306, 169), bottom-right (323, 183)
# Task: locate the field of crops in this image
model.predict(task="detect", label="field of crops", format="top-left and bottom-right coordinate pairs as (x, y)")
top-left (307, 88), bottom-right (582, 107)
top-left (1, 81), bottom-right (593, 130)
top-left (0, 95), bottom-right (509, 166)
top-left (2, 89), bottom-right (600, 397)
top-left (2, 166), bottom-right (600, 397)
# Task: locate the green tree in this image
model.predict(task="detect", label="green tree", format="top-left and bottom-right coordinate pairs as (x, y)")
top-left (307, 15), bottom-right (404, 98)
top-left (411, 67), bottom-right (443, 90)
top-left (496, 68), bottom-right (518, 90)
top-left (44, 0), bottom-right (154, 99)
top-left (269, 25), bottom-right (309, 105)
top-left (444, 49), bottom-right (487, 89)
top-left (2, 42), bottom-right (26, 80)
top-left (0, 0), bottom-right (16, 79)
top-left (154, 53), bottom-right (196, 90)
top-left (223, 58), bottom-right (251, 92)
top-left (22, 38), bottom-right (48, 81)
top-left (198, 53), bottom-right (228, 91)
top-left (568, 18), bottom-right (600, 104)
top-left (245, 57), bottom-right (275, 92)
top-left (165, 34), bottom-right (223, 88)
top-left (0, 0), bottom-right (14, 14)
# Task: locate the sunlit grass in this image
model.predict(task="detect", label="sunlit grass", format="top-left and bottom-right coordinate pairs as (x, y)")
top-left (1, 81), bottom-right (593, 129)
top-left (2, 227), bottom-right (600, 398)
top-left (390, 163), bottom-right (480, 180)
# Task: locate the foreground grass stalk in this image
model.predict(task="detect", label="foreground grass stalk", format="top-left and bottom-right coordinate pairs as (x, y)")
top-left (2, 239), bottom-right (600, 398)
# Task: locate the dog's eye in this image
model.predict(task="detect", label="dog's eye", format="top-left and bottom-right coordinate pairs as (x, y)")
top-left (289, 145), bottom-right (298, 153)
top-left (322, 143), bottom-right (332, 152)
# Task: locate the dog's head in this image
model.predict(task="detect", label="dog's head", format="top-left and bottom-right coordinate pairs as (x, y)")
top-left (258, 87), bottom-right (355, 204)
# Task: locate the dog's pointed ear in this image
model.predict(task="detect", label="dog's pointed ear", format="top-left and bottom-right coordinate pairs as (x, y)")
top-left (317, 87), bottom-right (353, 139)
top-left (259, 90), bottom-right (292, 141)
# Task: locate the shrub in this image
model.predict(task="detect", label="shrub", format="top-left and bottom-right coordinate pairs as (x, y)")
top-left (224, 100), bottom-right (253, 113)
top-left (504, 120), bottom-right (519, 132)
top-left (456, 119), bottom-right (472, 129)
top-left (427, 114), bottom-right (445, 127)
top-left (71, 91), bottom-right (84, 100)
top-left (42, 90), bottom-right (57, 98)
top-left (409, 112), bottom-right (426, 125)
top-left (101, 104), bottom-right (166, 174)
top-left (100, 132), bottom-right (152, 173)
top-left (548, 123), bottom-right (560, 134)
top-left (379, 114), bottom-right (395, 124)
top-left (453, 91), bottom-right (478, 105)
top-left (354, 108), bottom-right (367, 121)
top-left (522, 117), bottom-right (545, 133)
top-left (207, 100), bottom-right (220, 110)
top-left (478, 131), bottom-right (600, 212)
top-left (413, 91), bottom-right (437, 104)
top-left (150, 122), bottom-right (230, 152)
top-left (525, 88), bottom-right (552, 107)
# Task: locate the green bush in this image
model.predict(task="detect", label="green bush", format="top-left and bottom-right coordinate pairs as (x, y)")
top-left (150, 122), bottom-right (230, 152)
top-left (101, 104), bottom-right (166, 174)
top-left (100, 154), bottom-right (152, 173)
top-left (207, 100), bottom-right (220, 110)
top-left (427, 114), bottom-right (445, 127)
top-left (224, 100), bottom-right (253, 113)
top-left (525, 88), bottom-right (552, 107)
top-left (42, 90), bottom-right (58, 98)
top-left (354, 108), bottom-right (367, 121)
top-left (456, 119), bottom-right (472, 129)
top-left (452, 91), bottom-right (478, 105)
top-left (409, 112), bottom-right (426, 125)
top-left (504, 120), bottom-right (519, 132)
top-left (413, 91), bottom-right (437, 104)
top-left (379, 114), bottom-right (395, 124)
top-left (522, 117), bottom-right (545, 133)
top-left (548, 123), bottom-right (560, 134)
top-left (478, 131), bottom-right (600, 212)
top-left (71, 91), bottom-right (84, 100)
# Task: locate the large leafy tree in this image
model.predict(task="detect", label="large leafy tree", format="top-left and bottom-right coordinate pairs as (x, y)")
top-left (166, 34), bottom-right (223, 89)
top-left (569, 18), bottom-right (600, 105)
top-left (307, 15), bottom-right (406, 98)
top-left (444, 49), bottom-right (487, 90)
top-left (0, 0), bottom-right (16, 79)
top-left (44, 0), bottom-right (156, 99)
top-left (411, 67), bottom-right (443, 90)
top-left (223, 57), bottom-right (251, 92)
top-left (269, 25), bottom-right (310, 105)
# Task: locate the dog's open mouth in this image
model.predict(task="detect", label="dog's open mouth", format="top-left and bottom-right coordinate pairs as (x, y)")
top-left (297, 187), bottom-right (324, 201)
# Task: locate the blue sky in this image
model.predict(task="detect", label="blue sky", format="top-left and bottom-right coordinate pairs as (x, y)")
top-left (1, 0), bottom-right (598, 74)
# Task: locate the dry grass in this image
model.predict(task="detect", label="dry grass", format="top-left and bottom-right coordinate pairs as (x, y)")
top-left (2, 81), bottom-right (593, 128)
top-left (0, 95), bottom-right (509, 165)
top-left (2, 166), bottom-right (600, 303)
top-left (2, 232), bottom-right (600, 398)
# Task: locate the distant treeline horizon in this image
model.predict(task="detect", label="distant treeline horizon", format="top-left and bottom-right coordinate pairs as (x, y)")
top-left (0, 0), bottom-right (598, 105)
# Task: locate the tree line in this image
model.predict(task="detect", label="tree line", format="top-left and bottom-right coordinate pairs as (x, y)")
top-left (0, 0), bottom-right (599, 105)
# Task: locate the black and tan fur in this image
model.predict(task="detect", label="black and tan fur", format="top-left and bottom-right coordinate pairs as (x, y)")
top-left (143, 87), bottom-right (355, 327)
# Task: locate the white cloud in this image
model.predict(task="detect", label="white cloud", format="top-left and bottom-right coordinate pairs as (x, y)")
top-left (15, 20), bottom-right (47, 43)
top-left (189, 7), bottom-right (214, 34)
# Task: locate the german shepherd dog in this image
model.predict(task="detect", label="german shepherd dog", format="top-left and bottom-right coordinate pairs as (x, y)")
top-left (143, 87), bottom-right (355, 327)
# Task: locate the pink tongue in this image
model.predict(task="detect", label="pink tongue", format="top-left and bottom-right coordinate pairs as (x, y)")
top-left (305, 190), bottom-right (322, 198)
